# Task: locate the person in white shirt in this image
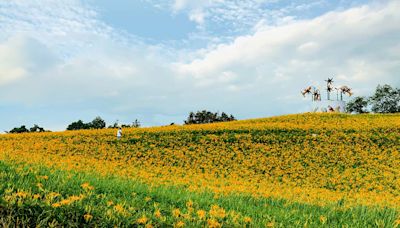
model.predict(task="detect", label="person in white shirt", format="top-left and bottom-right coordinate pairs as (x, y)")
top-left (117, 127), bottom-right (122, 140)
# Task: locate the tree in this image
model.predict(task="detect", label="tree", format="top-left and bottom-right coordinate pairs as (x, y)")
top-left (30, 124), bottom-right (45, 132)
top-left (369, 84), bottom-right (400, 113)
top-left (346, 96), bottom-right (369, 114)
top-left (108, 120), bottom-right (119, 129)
top-left (8, 124), bottom-right (48, 134)
top-left (67, 117), bottom-right (107, 130)
top-left (220, 112), bottom-right (230, 122)
top-left (132, 119), bottom-right (141, 128)
top-left (108, 119), bottom-right (141, 128)
top-left (89, 116), bottom-right (106, 129)
top-left (9, 125), bottom-right (29, 133)
top-left (67, 120), bottom-right (88, 130)
top-left (184, 110), bottom-right (236, 124)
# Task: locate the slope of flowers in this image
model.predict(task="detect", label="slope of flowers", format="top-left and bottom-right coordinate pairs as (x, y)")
top-left (0, 113), bottom-right (399, 209)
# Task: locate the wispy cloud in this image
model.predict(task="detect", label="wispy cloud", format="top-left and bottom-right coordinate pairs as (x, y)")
top-left (147, 0), bottom-right (371, 37)
top-left (175, 1), bottom-right (400, 98)
top-left (0, 0), bottom-right (399, 131)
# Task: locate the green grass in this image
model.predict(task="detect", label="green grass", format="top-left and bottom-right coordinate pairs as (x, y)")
top-left (0, 161), bottom-right (398, 227)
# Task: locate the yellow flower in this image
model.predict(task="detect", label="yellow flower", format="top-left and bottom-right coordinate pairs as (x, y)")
top-left (394, 219), bottom-right (400, 227)
top-left (209, 205), bottom-right (226, 219)
top-left (172, 208), bottom-right (181, 218)
top-left (52, 202), bottom-right (61, 208)
top-left (174, 221), bottom-right (185, 228)
top-left (145, 196), bottom-right (152, 202)
top-left (36, 183), bottom-right (44, 191)
top-left (114, 204), bottom-right (125, 214)
top-left (84, 214), bottom-right (93, 222)
top-left (319, 215), bottom-right (327, 224)
top-left (197, 210), bottom-right (206, 219)
top-left (81, 182), bottom-right (94, 191)
top-left (38, 175), bottom-right (48, 180)
top-left (33, 194), bottom-right (41, 199)
top-left (207, 219), bottom-right (221, 228)
top-left (69, 195), bottom-right (84, 201)
top-left (137, 215), bottom-right (148, 224)
top-left (244, 216), bottom-right (252, 223)
top-left (154, 209), bottom-right (162, 218)
top-left (266, 221), bottom-right (275, 227)
top-left (186, 200), bottom-right (193, 208)
top-left (59, 199), bottom-right (72, 206)
top-left (15, 191), bottom-right (28, 198)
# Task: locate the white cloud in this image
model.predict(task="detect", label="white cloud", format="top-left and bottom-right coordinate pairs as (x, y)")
top-left (175, 1), bottom-right (400, 94)
top-left (0, 0), bottom-right (399, 131)
top-left (166, 0), bottom-right (331, 36)
top-left (189, 9), bottom-right (206, 24)
top-left (0, 35), bottom-right (59, 85)
top-left (0, 0), bottom-right (121, 58)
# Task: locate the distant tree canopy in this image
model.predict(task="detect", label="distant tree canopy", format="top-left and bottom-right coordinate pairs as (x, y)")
top-left (370, 84), bottom-right (400, 113)
top-left (184, 110), bottom-right (236, 124)
top-left (346, 84), bottom-right (400, 114)
top-left (8, 124), bottom-right (47, 134)
top-left (67, 116), bottom-right (106, 130)
top-left (9, 125), bottom-right (29, 133)
top-left (107, 119), bottom-right (141, 128)
top-left (90, 117), bottom-right (106, 129)
top-left (346, 96), bottom-right (369, 114)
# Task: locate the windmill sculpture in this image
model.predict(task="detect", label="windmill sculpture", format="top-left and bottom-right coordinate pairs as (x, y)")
top-left (301, 77), bottom-right (353, 112)
top-left (338, 85), bottom-right (353, 101)
top-left (325, 78), bottom-right (334, 100)
top-left (301, 86), bottom-right (321, 101)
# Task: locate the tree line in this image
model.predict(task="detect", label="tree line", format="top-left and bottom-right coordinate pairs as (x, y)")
top-left (67, 117), bottom-right (141, 130)
top-left (7, 83), bottom-right (397, 134)
top-left (184, 110), bottom-right (236, 124)
top-left (7, 124), bottom-right (49, 134)
top-left (346, 84), bottom-right (400, 114)
top-left (5, 110), bottom-right (236, 134)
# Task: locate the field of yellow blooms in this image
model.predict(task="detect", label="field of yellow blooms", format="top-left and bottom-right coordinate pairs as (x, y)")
top-left (0, 113), bottom-right (399, 227)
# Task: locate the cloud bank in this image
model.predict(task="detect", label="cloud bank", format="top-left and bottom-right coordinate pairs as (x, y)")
top-left (0, 0), bottom-right (399, 131)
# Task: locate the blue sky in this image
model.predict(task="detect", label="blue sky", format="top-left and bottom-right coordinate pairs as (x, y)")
top-left (0, 0), bottom-right (399, 131)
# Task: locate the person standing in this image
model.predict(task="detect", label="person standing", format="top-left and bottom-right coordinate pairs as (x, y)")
top-left (117, 127), bottom-right (122, 140)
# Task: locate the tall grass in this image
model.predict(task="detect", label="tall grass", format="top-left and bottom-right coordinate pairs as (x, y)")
top-left (0, 161), bottom-right (398, 227)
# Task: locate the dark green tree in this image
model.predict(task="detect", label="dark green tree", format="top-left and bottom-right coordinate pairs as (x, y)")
top-left (8, 124), bottom-right (48, 134)
top-left (67, 117), bottom-right (106, 130)
top-left (66, 120), bottom-right (88, 130)
top-left (184, 110), bottom-right (236, 124)
top-left (30, 124), bottom-right (45, 132)
top-left (89, 116), bottom-right (106, 129)
top-left (220, 112), bottom-right (228, 121)
top-left (108, 120), bottom-right (119, 129)
top-left (369, 84), bottom-right (400, 113)
top-left (9, 125), bottom-right (30, 133)
top-left (346, 96), bottom-right (369, 114)
top-left (132, 119), bottom-right (141, 128)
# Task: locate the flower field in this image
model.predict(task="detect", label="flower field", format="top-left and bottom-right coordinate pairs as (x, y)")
top-left (0, 113), bottom-right (399, 227)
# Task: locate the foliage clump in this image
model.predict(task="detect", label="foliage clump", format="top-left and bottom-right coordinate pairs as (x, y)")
top-left (8, 124), bottom-right (48, 134)
top-left (66, 116), bottom-right (106, 130)
top-left (184, 110), bottom-right (236, 124)
top-left (346, 84), bottom-right (400, 114)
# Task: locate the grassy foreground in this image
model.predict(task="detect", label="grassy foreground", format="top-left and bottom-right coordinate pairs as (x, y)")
top-left (0, 161), bottom-right (398, 227)
top-left (1, 113), bottom-right (400, 227)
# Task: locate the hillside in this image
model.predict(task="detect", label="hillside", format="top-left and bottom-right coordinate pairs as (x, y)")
top-left (0, 113), bottom-right (399, 227)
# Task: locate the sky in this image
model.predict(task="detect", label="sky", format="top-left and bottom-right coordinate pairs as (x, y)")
top-left (0, 0), bottom-right (399, 131)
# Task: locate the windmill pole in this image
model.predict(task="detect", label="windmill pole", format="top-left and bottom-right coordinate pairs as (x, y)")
top-left (336, 89), bottom-right (339, 101)
top-left (327, 81), bottom-right (330, 101)
top-left (312, 88), bottom-right (314, 101)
